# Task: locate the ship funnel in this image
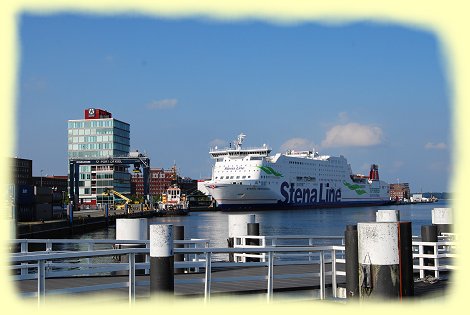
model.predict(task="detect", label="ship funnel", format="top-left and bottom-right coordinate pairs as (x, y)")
top-left (369, 164), bottom-right (379, 180)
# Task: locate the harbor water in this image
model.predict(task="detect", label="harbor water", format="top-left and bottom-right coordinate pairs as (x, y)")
top-left (68, 200), bottom-right (450, 250)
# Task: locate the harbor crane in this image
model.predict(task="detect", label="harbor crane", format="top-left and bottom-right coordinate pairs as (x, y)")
top-left (102, 188), bottom-right (132, 209)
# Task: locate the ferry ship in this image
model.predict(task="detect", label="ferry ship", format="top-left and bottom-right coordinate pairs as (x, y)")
top-left (204, 134), bottom-right (391, 210)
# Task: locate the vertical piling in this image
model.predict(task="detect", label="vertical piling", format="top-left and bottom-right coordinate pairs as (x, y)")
top-left (421, 225), bottom-right (438, 277)
top-left (345, 225), bottom-right (359, 299)
top-left (228, 214), bottom-right (255, 262)
top-left (115, 218), bottom-right (148, 275)
top-left (399, 222), bottom-right (414, 297)
top-left (174, 225), bottom-right (185, 274)
top-left (431, 208), bottom-right (453, 235)
top-left (67, 203), bottom-right (73, 225)
top-left (247, 222), bottom-right (260, 262)
top-left (150, 224), bottom-right (174, 295)
top-left (358, 222), bottom-right (400, 300)
top-left (105, 203), bottom-right (109, 223)
top-left (376, 209), bottom-right (400, 222)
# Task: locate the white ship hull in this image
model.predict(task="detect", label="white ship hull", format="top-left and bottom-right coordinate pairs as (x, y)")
top-left (205, 134), bottom-right (391, 210)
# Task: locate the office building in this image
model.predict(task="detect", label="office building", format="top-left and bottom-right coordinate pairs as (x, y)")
top-left (67, 108), bottom-right (131, 206)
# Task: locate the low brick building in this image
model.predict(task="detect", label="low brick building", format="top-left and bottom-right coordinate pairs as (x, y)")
top-left (389, 183), bottom-right (411, 201)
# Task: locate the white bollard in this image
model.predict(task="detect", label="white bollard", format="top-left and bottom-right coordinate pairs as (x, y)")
top-left (376, 209), bottom-right (400, 222)
top-left (150, 224), bottom-right (174, 294)
top-left (358, 222), bottom-right (400, 299)
top-left (115, 218), bottom-right (148, 274)
top-left (116, 218), bottom-right (148, 243)
top-left (229, 214), bottom-right (256, 239)
top-left (228, 214), bottom-right (256, 262)
top-left (432, 207), bottom-right (453, 234)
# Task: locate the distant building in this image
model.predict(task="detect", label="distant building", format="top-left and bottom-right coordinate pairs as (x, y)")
top-left (10, 157), bottom-right (33, 185)
top-left (131, 167), bottom-right (176, 198)
top-left (67, 108), bottom-right (131, 206)
top-left (32, 175), bottom-right (68, 195)
top-left (390, 183), bottom-right (410, 201)
top-left (10, 158), bottom-right (66, 221)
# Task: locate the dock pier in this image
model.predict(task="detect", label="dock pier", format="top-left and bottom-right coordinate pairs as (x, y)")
top-left (10, 209), bottom-right (455, 304)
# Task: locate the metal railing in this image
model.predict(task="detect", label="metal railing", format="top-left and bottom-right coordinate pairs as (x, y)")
top-left (412, 240), bottom-right (456, 278)
top-left (8, 234), bottom-right (457, 305)
top-left (9, 241), bottom-right (345, 304)
top-left (233, 235), bottom-right (344, 263)
top-left (10, 238), bottom-right (211, 278)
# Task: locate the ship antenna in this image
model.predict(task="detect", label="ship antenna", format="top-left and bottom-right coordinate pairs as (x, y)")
top-left (236, 133), bottom-right (246, 150)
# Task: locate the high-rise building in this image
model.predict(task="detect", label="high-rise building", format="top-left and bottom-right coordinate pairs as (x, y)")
top-left (67, 108), bottom-right (131, 206)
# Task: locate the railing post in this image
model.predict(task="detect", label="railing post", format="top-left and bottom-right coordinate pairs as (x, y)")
top-left (87, 241), bottom-right (93, 266)
top-left (145, 242), bottom-right (150, 275)
top-left (267, 251), bottom-right (274, 302)
top-left (129, 252), bottom-right (136, 305)
top-left (319, 251), bottom-right (325, 300)
top-left (308, 238), bottom-right (313, 262)
top-left (45, 240), bottom-right (52, 252)
top-left (21, 241), bottom-right (28, 276)
top-left (204, 252), bottom-right (212, 303)
top-left (434, 243), bottom-right (440, 278)
top-left (419, 244), bottom-right (424, 279)
top-left (331, 249), bottom-right (337, 298)
top-left (37, 260), bottom-right (46, 306)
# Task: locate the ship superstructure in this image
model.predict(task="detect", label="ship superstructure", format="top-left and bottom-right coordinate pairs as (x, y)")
top-left (204, 134), bottom-right (390, 210)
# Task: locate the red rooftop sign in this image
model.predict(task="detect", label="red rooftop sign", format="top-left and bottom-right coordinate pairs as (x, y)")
top-left (84, 108), bottom-right (112, 119)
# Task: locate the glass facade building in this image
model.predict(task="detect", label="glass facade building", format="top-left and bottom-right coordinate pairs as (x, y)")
top-left (67, 109), bottom-right (131, 206)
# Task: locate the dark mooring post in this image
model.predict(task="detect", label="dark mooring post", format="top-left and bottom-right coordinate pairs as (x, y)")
top-left (174, 225), bottom-right (185, 274)
top-left (399, 222), bottom-right (414, 297)
top-left (421, 225), bottom-right (438, 277)
top-left (150, 224), bottom-right (174, 296)
top-left (345, 225), bottom-right (359, 299)
top-left (247, 222), bottom-right (260, 262)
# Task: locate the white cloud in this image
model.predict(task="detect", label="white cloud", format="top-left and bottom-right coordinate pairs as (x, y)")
top-left (147, 99), bottom-right (178, 110)
top-left (321, 123), bottom-right (383, 148)
top-left (424, 142), bottom-right (447, 150)
top-left (209, 138), bottom-right (226, 148)
top-left (280, 138), bottom-right (316, 152)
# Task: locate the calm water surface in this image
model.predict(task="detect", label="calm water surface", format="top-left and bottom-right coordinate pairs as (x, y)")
top-left (73, 200), bottom-right (450, 248)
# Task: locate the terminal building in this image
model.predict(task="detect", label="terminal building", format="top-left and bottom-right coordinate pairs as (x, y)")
top-left (67, 108), bottom-right (131, 207)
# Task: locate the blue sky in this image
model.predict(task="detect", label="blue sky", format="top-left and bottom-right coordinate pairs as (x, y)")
top-left (17, 14), bottom-right (451, 192)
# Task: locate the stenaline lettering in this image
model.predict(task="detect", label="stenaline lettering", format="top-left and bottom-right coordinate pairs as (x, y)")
top-left (280, 182), bottom-right (341, 204)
